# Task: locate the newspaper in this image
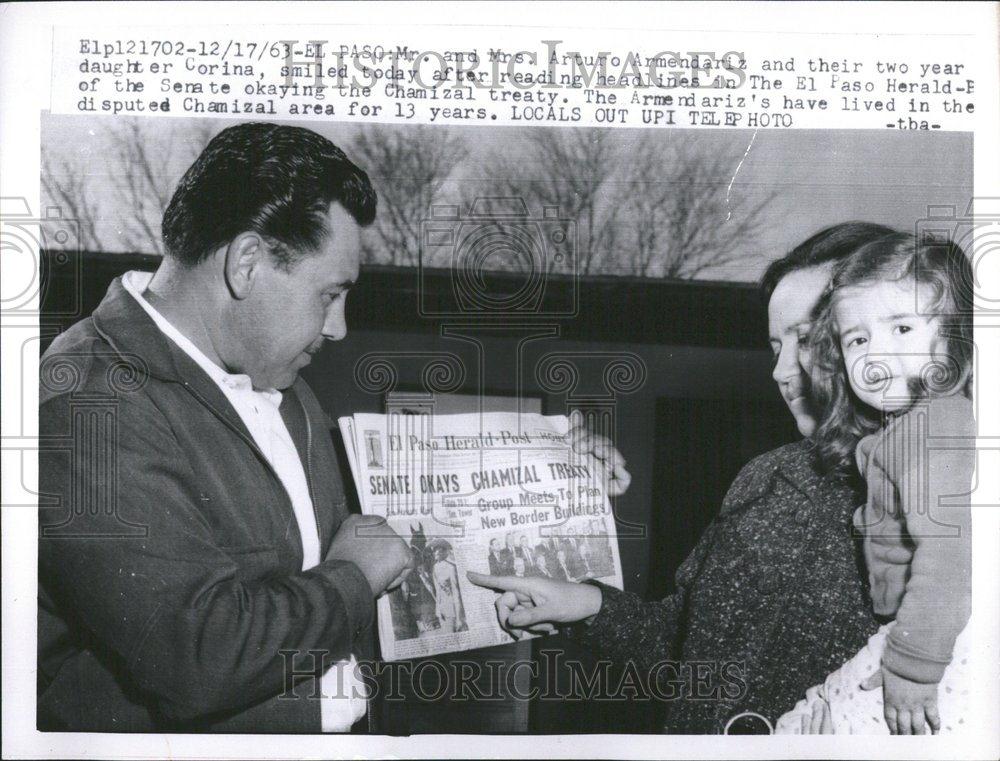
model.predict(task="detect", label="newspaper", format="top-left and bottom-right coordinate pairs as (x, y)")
top-left (339, 411), bottom-right (624, 661)
top-left (3, 1), bottom-right (1000, 758)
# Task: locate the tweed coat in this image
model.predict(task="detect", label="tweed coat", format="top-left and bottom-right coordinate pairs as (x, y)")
top-left (576, 440), bottom-right (880, 733)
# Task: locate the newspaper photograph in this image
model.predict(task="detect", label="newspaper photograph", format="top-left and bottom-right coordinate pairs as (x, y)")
top-left (2, 2), bottom-right (999, 760)
top-left (339, 411), bottom-right (624, 661)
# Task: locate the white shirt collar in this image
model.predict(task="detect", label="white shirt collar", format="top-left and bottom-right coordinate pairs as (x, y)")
top-left (121, 270), bottom-right (281, 404)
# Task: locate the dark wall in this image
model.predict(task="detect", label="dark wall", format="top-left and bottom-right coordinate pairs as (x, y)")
top-left (305, 327), bottom-right (789, 594)
top-left (40, 252), bottom-right (802, 733)
top-left (41, 252), bottom-right (794, 597)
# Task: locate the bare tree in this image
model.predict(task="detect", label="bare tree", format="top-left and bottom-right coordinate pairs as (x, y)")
top-left (41, 120), bottom-right (776, 279)
top-left (42, 118), bottom-right (221, 255)
top-left (625, 135), bottom-right (677, 277)
top-left (473, 129), bottom-right (626, 276)
top-left (623, 134), bottom-right (780, 279)
top-left (108, 119), bottom-right (219, 255)
top-left (41, 152), bottom-right (103, 252)
top-left (350, 124), bottom-right (468, 266)
top-left (473, 129), bottom-right (778, 279)
top-left (109, 120), bottom-right (175, 255)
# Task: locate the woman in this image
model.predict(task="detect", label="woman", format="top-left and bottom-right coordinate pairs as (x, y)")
top-left (469, 223), bottom-right (894, 734)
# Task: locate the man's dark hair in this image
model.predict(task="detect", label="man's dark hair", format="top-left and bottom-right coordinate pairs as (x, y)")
top-left (161, 122), bottom-right (377, 267)
top-left (759, 222), bottom-right (898, 301)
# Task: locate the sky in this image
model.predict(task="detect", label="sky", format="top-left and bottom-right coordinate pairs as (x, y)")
top-left (41, 114), bottom-right (973, 283)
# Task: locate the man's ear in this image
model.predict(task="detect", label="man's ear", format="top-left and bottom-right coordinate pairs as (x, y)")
top-left (223, 232), bottom-right (266, 300)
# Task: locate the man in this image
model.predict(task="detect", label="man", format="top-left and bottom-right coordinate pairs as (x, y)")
top-left (576, 541), bottom-right (595, 579)
top-left (498, 533), bottom-right (516, 574)
top-left (37, 123), bottom-right (414, 732)
top-left (514, 534), bottom-right (536, 572)
top-left (487, 538), bottom-right (506, 576)
top-left (532, 550), bottom-right (553, 579)
top-left (512, 556), bottom-right (527, 578)
top-left (551, 549), bottom-right (577, 583)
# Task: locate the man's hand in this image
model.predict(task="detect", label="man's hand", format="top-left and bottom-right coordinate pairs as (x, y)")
top-left (566, 410), bottom-right (631, 496)
top-left (466, 571), bottom-right (603, 638)
top-left (326, 515), bottom-right (412, 596)
top-left (861, 668), bottom-right (941, 735)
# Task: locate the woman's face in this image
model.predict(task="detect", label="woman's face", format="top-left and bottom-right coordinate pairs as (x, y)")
top-left (768, 264), bottom-right (835, 438)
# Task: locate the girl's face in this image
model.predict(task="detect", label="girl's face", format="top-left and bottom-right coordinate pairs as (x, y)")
top-left (833, 278), bottom-right (943, 412)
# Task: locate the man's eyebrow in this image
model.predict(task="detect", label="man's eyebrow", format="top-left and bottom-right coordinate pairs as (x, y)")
top-left (327, 278), bottom-right (357, 290)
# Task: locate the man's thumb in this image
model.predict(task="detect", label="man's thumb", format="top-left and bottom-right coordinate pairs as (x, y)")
top-left (860, 669), bottom-right (883, 691)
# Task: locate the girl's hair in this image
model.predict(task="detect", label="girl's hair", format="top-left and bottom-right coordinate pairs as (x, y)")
top-left (809, 231), bottom-right (973, 472)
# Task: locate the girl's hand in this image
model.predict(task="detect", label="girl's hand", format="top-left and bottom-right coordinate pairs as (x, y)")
top-left (861, 668), bottom-right (941, 735)
top-left (466, 571), bottom-right (603, 637)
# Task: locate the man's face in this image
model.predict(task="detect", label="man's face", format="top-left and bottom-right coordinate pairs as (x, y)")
top-left (768, 264), bottom-right (835, 438)
top-left (240, 203), bottom-right (360, 390)
top-left (489, 539), bottom-right (499, 552)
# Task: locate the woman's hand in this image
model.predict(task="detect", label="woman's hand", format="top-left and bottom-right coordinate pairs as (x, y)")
top-left (466, 572), bottom-right (603, 638)
top-left (803, 699), bottom-right (833, 734)
top-left (567, 410), bottom-right (631, 497)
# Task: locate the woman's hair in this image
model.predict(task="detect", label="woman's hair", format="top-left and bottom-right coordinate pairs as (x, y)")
top-left (759, 222), bottom-right (898, 302)
top-left (809, 231), bottom-right (974, 472)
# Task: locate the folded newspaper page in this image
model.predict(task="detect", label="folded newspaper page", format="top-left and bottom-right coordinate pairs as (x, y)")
top-left (338, 411), bottom-right (625, 661)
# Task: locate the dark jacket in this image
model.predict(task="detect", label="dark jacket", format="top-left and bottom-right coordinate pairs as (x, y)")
top-left (37, 278), bottom-right (375, 732)
top-left (487, 550), bottom-right (507, 576)
top-left (575, 440), bottom-right (879, 734)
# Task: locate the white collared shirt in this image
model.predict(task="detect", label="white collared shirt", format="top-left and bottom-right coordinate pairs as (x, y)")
top-left (122, 271), bottom-right (365, 731)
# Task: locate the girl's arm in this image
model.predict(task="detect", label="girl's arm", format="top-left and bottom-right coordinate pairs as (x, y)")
top-left (882, 395), bottom-right (974, 684)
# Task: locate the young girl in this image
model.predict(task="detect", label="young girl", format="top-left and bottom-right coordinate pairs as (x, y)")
top-left (775, 232), bottom-right (975, 735)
